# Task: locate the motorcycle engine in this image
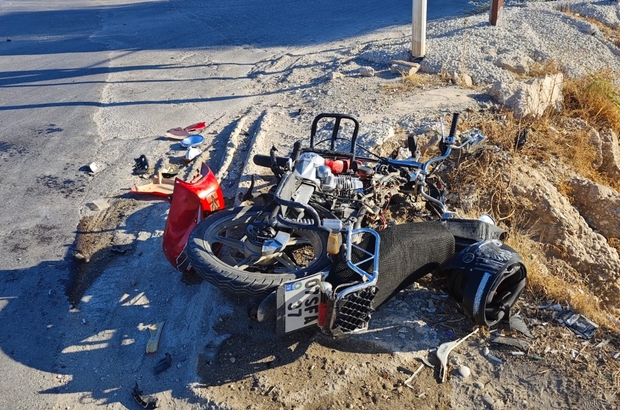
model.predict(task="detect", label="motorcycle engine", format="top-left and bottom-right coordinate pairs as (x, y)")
top-left (294, 153), bottom-right (363, 196)
top-left (293, 153), bottom-right (364, 220)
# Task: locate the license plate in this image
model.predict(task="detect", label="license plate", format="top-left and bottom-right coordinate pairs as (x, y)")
top-left (277, 273), bottom-right (323, 335)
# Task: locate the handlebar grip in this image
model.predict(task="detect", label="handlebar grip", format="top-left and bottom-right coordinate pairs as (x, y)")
top-left (253, 154), bottom-right (289, 168)
top-left (449, 113), bottom-right (460, 137)
top-left (291, 141), bottom-right (302, 162)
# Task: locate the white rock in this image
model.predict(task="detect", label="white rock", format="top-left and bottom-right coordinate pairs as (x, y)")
top-left (482, 393), bottom-right (495, 406)
top-left (359, 67), bottom-right (375, 77)
top-left (489, 73), bottom-right (563, 118)
top-left (457, 365), bottom-right (471, 378)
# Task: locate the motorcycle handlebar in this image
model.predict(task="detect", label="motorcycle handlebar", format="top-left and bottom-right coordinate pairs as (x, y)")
top-left (449, 113), bottom-right (460, 138)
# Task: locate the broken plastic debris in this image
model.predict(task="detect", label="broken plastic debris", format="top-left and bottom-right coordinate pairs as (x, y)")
top-left (183, 146), bottom-right (202, 162)
top-left (490, 336), bottom-right (530, 350)
top-left (404, 364), bottom-right (425, 389)
top-left (487, 354), bottom-right (504, 364)
top-left (146, 322), bottom-right (165, 354)
top-left (508, 312), bottom-right (533, 338)
top-left (166, 122), bottom-right (207, 140)
top-left (88, 162), bottom-right (99, 174)
top-left (436, 328), bottom-right (479, 383)
top-left (132, 382), bottom-right (157, 409)
top-left (557, 310), bottom-right (598, 339)
top-left (133, 155), bottom-right (150, 175)
top-left (153, 353), bottom-right (172, 375)
top-left (130, 172), bottom-right (175, 197)
top-left (594, 340), bottom-right (609, 350)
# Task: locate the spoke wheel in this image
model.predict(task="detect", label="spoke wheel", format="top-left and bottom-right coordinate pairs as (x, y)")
top-left (188, 206), bottom-right (332, 297)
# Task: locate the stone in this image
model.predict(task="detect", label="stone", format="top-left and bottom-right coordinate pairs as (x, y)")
top-left (390, 63), bottom-right (420, 76)
top-left (328, 71), bottom-right (344, 80)
top-left (359, 67), bottom-right (375, 77)
top-left (569, 176), bottom-right (620, 239)
top-left (457, 365), bottom-right (471, 378)
top-left (510, 165), bottom-right (620, 305)
top-left (489, 73), bottom-right (563, 118)
top-left (86, 199), bottom-right (110, 212)
top-left (600, 130), bottom-right (620, 179)
top-left (482, 393), bottom-right (495, 406)
top-left (494, 55), bottom-right (534, 75)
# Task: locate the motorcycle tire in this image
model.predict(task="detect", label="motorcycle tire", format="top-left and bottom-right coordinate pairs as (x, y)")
top-left (187, 205), bottom-right (333, 298)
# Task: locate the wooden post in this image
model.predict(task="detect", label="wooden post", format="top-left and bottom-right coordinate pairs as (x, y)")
top-left (490, 0), bottom-right (504, 26)
top-left (412, 0), bottom-right (427, 58)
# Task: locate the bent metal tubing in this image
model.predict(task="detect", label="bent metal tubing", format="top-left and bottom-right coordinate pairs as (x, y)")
top-left (335, 227), bottom-right (380, 302)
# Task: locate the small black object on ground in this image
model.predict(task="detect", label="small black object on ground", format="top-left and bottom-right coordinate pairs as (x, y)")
top-left (132, 382), bottom-right (157, 409)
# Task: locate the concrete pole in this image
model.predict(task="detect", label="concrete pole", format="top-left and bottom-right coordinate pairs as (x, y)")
top-left (412, 0), bottom-right (427, 58)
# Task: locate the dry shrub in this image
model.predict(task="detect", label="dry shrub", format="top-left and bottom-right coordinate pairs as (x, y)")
top-left (382, 72), bottom-right (442, 93)
top-left (526, 60), bottom-right (562, 78)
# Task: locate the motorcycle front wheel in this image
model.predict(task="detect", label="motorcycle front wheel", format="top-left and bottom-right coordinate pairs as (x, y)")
top-left (187, 205), bottom-right (332, 297)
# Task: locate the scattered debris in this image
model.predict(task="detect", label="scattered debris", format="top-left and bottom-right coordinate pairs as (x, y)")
top-left (487, 354), bottom-right (504, 364)
top-left (437, 328), bottom-right (479, 383)
top-left (180, 134), bottom-right (205, 148)
top-left (594, 340), bottom-right (610, 350)
top-left (556, 310), bottom-right (598, 339)
top-left (133, 155), bottom-right (150, 175)
top-left (166, 122), bottom-right (207, 140)
top-left (404, 363), bottom-right (425, 389)
top-left (110, 245), bottom-right (130, 255)
top-left (183, 146), bottom-right (202, 162)
top-left (130, 172), bottom-right (175, 197)
top-left (514, 127), bottom-right (529, 150)
top-left (490, 336), bottom-right (530, 350)
top-left (153, 353), bottom-right (172, 375)
top-left (508, 313), bottom-right (533, 338)
top-left (419, 356), bottom-right (435, 369)
top-left (132, 382), bottom-right (157, 409)
top-left (86, 199), bottom-right (110, 212)
top-left (146, 322), bottom-right (165, 354)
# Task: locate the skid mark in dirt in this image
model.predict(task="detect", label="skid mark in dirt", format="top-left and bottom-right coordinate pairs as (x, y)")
top-left (67, 199), bottom-right (142, 305)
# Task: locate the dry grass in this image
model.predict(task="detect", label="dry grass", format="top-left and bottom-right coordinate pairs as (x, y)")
top-left (381, 72), bottom-right (444, 93)
top-left (563, 69), bottom-right (620, 130)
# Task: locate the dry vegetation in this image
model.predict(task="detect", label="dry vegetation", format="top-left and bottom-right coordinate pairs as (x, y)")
top-left (440, 67), bottom-right (620, 333)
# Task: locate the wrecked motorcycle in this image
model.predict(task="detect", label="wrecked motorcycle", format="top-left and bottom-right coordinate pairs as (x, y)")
top-left (162, 113), bottom-right (527, 336)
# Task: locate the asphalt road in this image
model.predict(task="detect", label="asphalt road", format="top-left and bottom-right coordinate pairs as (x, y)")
top-left (0, 0), bottom-right (474, 408)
